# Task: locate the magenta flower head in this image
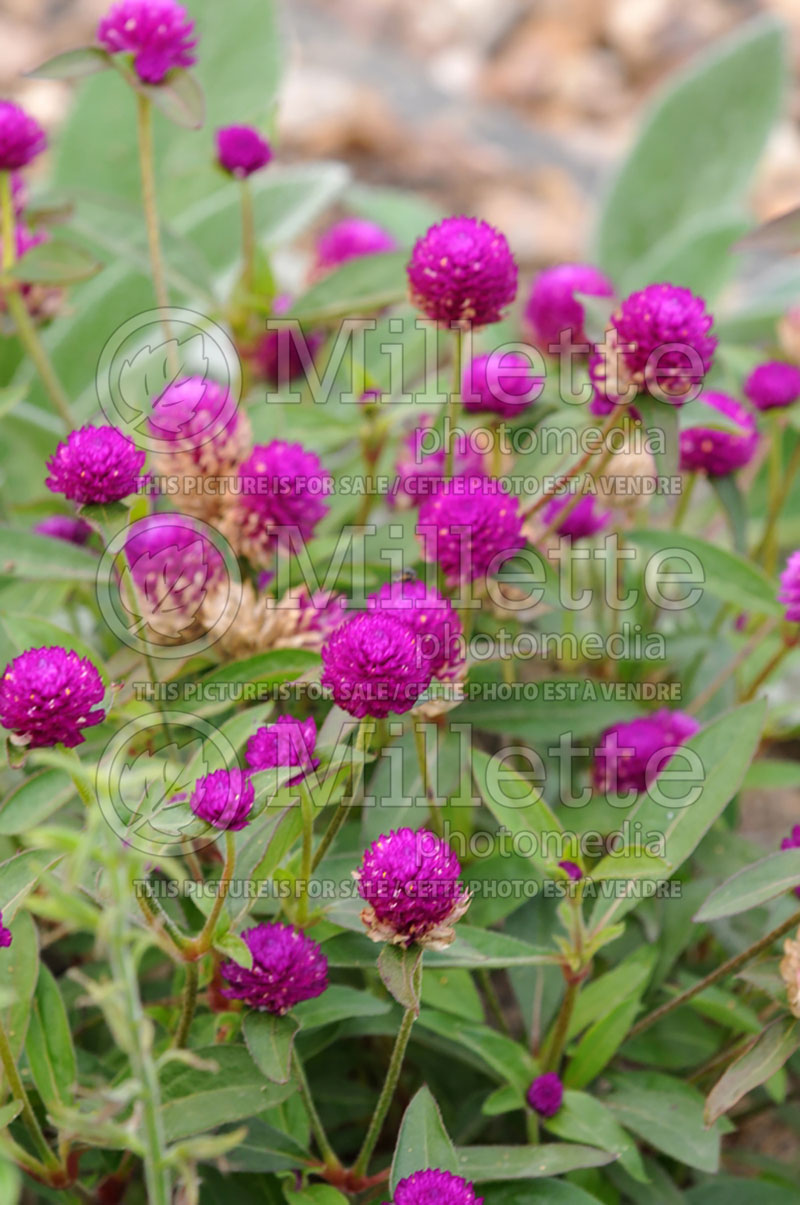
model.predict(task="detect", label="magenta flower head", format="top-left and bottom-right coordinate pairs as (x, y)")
top-left (781, 825), bottom-right (800, 898)
top-left (386, 1169), bottom-right (483, 1205)
top-left (679, 391), bottom-right (758, 477)
top-left (0, 101), bottom-right (46, 170)
top-left (0, 914), bottom-right (11, 949)
top-left (148, 376), bottom-right (243, 463)
top-left (558, 860), bottom-right (583, 882)
top-left (541, 494), bottom-right (611, 541)
top-left (34, 515), bottom-right (93, 545)
top-left (236, 441), bottom-right (330, 562)
top-left (778, 551), bottom-right (800, 622)
top-left (321, 612), bottom-right (433, 719)
top-left (743, 361), bottom-right (800, 412)
top-left (600, 282), bottom-right (716, 403)
top-left (462, 351), bottom-right (543, 418)
top-left (0, 646), bottom-right (105, 749)
top-left (124, 513), bottom-right (226, 633)
top-left (417, 478), bottom-right (524, 585)
top-left (392, 419), bottom-right (486, 509)
top-left (407, 216), bottom-right (517, 328)
top-left (246, 715), bottom-right (319, 784)
top-left (355, 828), bottom-right (470, 948)
top-left (220, 921), bottom-right (328, 1013)
top-left (46, 424), bottom-right (146, 505)
top-left (593, 709), bottom-right (699, 795)
top-left (253, 294), bottom-right (324, 387)
top-left (188, 768), bottom-right (253, 831)
top-left (97, 0), bottom-right (197, 83)
top-left (525, 263), bottom-right (613, 349)
top-left (527, 1072), bottom-right (563, 1118)
top-left (314, 217), bottom-right (397, 275)
top-left (216, 125), bottom-right (272, 178)
top-left (367, 579), bottom-right (464, 681)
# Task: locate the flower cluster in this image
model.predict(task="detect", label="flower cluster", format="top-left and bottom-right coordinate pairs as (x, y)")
top-left (0, 100), bottom-right (46, 170)
top-left (46, 424), bottom-right (146, 505)
top-left (525, 262), bottom-right (613, 349)
top-left (188, 767), bottom-right (254, 831)
top-left (462, 351), bottom-right (542, 418)
top-left (246, 715), bottom-right (320, 784)
top-left (97, 0), bottom-right (197, 83)
top-left (0, 646), bottom-right (105, 749)
top-left (216, 125), bottom-right (272, 178)
top-left (321, 611), bottom-right (433, 718)
top-left (593, 709), bottom-right (700, 795)
top-left (221, 922), bottom-right (328, 1013)
top-left (387, 1170), bottom-right (483, 1205)
top-left (679, 391), bottom-right (759, 477)
top-left (417, 478), bottom-right (525, 585)
top-left (408, 216), bottom-right (517, 327)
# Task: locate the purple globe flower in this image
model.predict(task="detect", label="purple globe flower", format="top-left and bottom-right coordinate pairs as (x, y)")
top-left (525, 262), bottom-right (613, 349)
top-left (148, 376), bottom-right (242, 461)
top-left (124, 513), bottom-right (227, 634)
top-left (34, 515), bottom-right (93, 545)
top-left (253, 294), bottom-right (325, 387)
top-left (0, 101), bottom-right (46, 171)
top-left (387, 1169), bottom-right (483, 1205)
top-left (679, 391), bottom-right (759, 477)
top-left (743, 361), bottom-right (800, 412)
top-left (46, 424), bottom-right (146, 505)
top-left (97, 0), bottom-right (197, 83)
top-left (392, 419), bottom-right (486, 509)
top-left (321, 611), bottom-right (433, 719)
top-left (367, 579), bottom-right (464, 680)
top-left (236, 441), bottom-right (330, 560)
top-left (216, 125), bottom-right (272, 178)
top-left (220, 921), bottom-right (328, 1013)
top-left (314, 217), bottom-right (397, 276)
top-left (779, 551), bottom-right (800, 622)
top-left (527, 1072), bottom-right (563, 1118)
top-left (558, 860), bottom-right (583, 882)
top-left (781, 825), bottom-right (800, 899)
top-left (417, 478), bottom-right (525, 585)
top-left (462, 351), bottom-right (543, 417)
top-left (0, 646), bottom-right (105, 749)
top-left (0, 913), bottom-right (11, 949)
top-left (188, 768), bottom-right (253, 831)
top-left (407, 216), bottom-right (517, 328)
top-left (356, 828), bottom-right (469, 948)
top-left (246, 715), bottom-right (319, 785)
top-left (593, 709), bottom-right (700, 795)
top-left (603, 282), bottom-right (716, 402)
top-left (541, 494), bottom-right (611, 541)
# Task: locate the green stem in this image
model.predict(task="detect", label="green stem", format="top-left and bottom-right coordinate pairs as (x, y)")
top-left (2, 269), bottom-right (74, 430)
top-left (672, 470), bottom-right (697, 531)
top-left (758, 429), bottom-right (800, 568)
top-left (240, 178), bottom-right (255, 294)
top-left (444, 327), bottom-right (462, 480)
top-left (171, 961), bottom-right (199, 1049)
top-left (311, 720), bottom-right (372, 873)
top-left (297, 784), bottom-right (314, 925)
top-left (135, 93), bottom-right (172, 344)
top-left (0, 1014), bottom-right (61, 1173)
top-left (0, 171), bottom-right (13, 273)
top-left (351, 958), bottom-right (422, 1178)
top-left (292, 1049), bottom-right (342, 1173)
top-left (479, 969), bottom-right (512, 1037)
top-left (413, 722), bottom-right (440, 834)
top-left (63, 746), bottom-right (95, 808)
top-left (740, 638), bottom-right (794, 703)
top-left (541, 977), bottom-right (579, 1073)
top-left (191, 830), bottom-right (236, 956)
top-left (535, 405), bottom-right (626, 541)
top-left (687, 617), bottom-right (779, 714)
top-left (628, 906), bottom-right (800, 1041)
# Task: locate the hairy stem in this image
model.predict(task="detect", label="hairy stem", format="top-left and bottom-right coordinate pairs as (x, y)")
top-left (136, 94), bottom-right (172, 345)
top-left (311, 719), bottom-right (373, 873)
top-left (292, 1048), bottom-right (342, 1173)
top-left (0, 1012), bottom-right (61, 1173)
top-left (171, 960), bottom-right (199, 1049)
top-left (189, 830), bottom-right (236, 956)
top-left (240, 177), bottom-right (255, 294)
top-left (541, 977), bottom-right (580, 1073)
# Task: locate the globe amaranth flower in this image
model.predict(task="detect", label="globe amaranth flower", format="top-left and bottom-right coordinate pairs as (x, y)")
top-left (124, 513), bottom-right (227, 641)
top-left (367, 579), bottom-right (464, 681)
top-left (541, 494), bottom-right (611, 541)
top-left (525, 262), bottom-right (613, 349)
top-left (743, 361), bottom-right (800, 412)
top-left (407, 216), bottom-right (517, 327)
top-left (246, 715), bottom-right (319, 785)
top-left (779, 552), bottom-right (800, 623)
top-left (34, 515), bottom-right (93, 545)
top-left (593, 709), bottom-right (699, 796)
top-left (558, 860), bottom-right (583, 881)
top-left (0, 913), bottom-right (11, 949)
top-left (216, 124), bottom-right (272, 178)
top-left (386, 1169), bottom-right (483, 1205)
top-left (149, 377), bottom-right (242, 458)
top-left (595, 282), bottom-right (716, 403)
top-left (527, 1072), bottom-right (563, 1118)
top-left (355, 827), bottom-right (470, 948)
top-left (314, 217), bottom-right (397, 276)
top-left (97, 0), bottom-right (197, 83)
top-left (252, 294), bottom-right (324, 387)
top-left (780, 825), bottom-right (800, 899)
top-left (0, 100), bottom-right (46, 170)
top-left (46, 424), bottom-right (146, 505)
top-left (392, 419), bottom-right (486, 509)
top-left (231, 441), bottom-right (331, 565)
top-left (0, 646), bottom-right (105, 749)
top-left (188, 768), bottom-right (253, 831)
top-left (679, 391), bottom-right (758, 477)
top-left (220, 921), bottom-right (328, 1013)
top-left (417, 477), bottom-right (525, 585)
top-left (462, 351), bottom-right (543, 418)
top-left (322, 612), bottom-right (433, 719)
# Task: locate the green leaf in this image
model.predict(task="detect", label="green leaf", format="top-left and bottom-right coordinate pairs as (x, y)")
top-left (27, 46), bottom-right (112, 80)
top-left (695, 848), bottom-right (800, 921)
top-left (564, 995), bottom-right (641, 1089)
top-left (1, 911), bottom-right (39, 1059)
top-left (481, 1184), bottom-right (604, 1205)
top-left (455, 1143), bottom-right (615, 1182)
top-left (25, 965), bottom-right (77, 1110)
top-left (285, 1189), bottom-right (349, 1205)
top-left (418, 1010), bottom-right (536, 1093)
top-left (636, 396), bottom-right (680, 479)
top-left (705, 1019), bottom-right (800, 1124)
top-left (471, 749), bottom-right (562, 876)
top-left (710, 475), bottom-right (747, 555)
top-left (141, 69), bottom-right (205, 129)
top-left (743, 759), bottom-right (800, 790)
top-left (176, 650), bottom-right (321, 717)
top-left (243, 1012), bottom-right (299, 1085)
top-left (390, 1085), bottom-right (458, 1192)
top-left (568, 948), bottom-right (656, 1039)
top-left (0, 770), bottom-right (74, 835)
top-left (226, 1118), bottom-right (313, 1174)
top-left (159, 1046), bottom-right (293, 1141)
top-left (78, 500), bottom-right (131, 532)
top-left (627, 530), bottom-right (782, 616)
top-left (0, 849), bottom-right (60, 923)
top-left (545, 1090), bottom-right (647, 1182)
top-left (0, 528), bottom-right (98, 582)
top-left (685, 1177), bottom-right (800, 1204)
top-left (9, 238), bottom-right (103, 285)
top-left (595, 17), bottom-right (786, 283)
top-left (287, 251), bottom-right (409, 324)
top-left (292, 985), bottom-right (390, 1029)
top-left (481, 1084), bottom-right (525, 1117)
top-left (606, 1071), bottom-right (722, 1173)
top-left (378, 944), bottom-right (422, 1012)
top-left (455, 678), bottom-right (642, 742)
